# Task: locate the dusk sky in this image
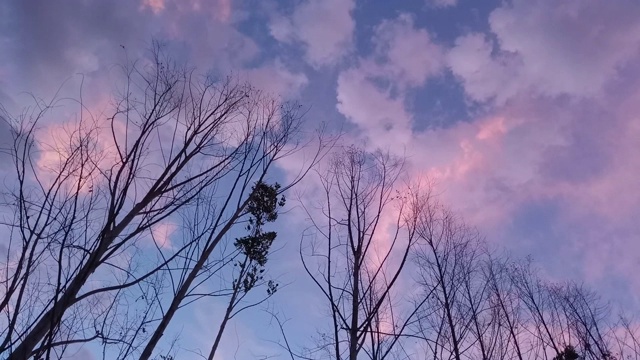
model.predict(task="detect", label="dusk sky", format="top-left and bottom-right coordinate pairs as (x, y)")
top-left (1, 0), bottom-right (640, 359)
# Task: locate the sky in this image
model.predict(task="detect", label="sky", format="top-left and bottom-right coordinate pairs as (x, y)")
top-left (1, 0), bottom-right (640, 359)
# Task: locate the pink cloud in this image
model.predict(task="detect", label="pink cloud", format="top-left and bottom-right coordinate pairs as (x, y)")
top-left (432, 0), bottom-right (640, 249)
top-left (269, 0), bottom-right (355, 67)
top-left (63, 47), bottom-right (101, 74)
top-left (337, 67), bottom-right (414, 149)
top-left (373, 14), bottom-right (444, 88)
top-left (151, 221), bottom-right (177, 249)
top-left (239, 60), bottom-right (308, 98)
top-left (335, 15), bottom-right (443, 147)
top-left (33, 96), bottom-right (125, 194)
top-left (447, 33), bottom-right (521, 104)
top-left (340, 41), bottom-right (639, 297)
top-left (140, 0), bottom-right (165, 14)
top-left (326, 0), bottom-right (640, 304)
top-left (448, 0), bottom-right (640, 103)
top-left (489, 0), bottom-right (640, 96)
top-left (405, 113), bottom-right (527, 230)
top-left (409, 92), bottom-right (639, 294)
top-left (476, 116), bottom-right (507, 141)
top-left (214, 0), bottom-right (232, 23)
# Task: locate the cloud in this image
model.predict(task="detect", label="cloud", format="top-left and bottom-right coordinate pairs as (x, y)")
top-left (239, 60), bottom-right (308, 98)
top-left (0, 0), bottom-right (270, 106)
top-left (337, 67), bottom-right (414, 149)
top-left (151, 221), bottom-right (177, 249)
top-left (428, 0), bottom-right (458, 8)
top-left (3, 0), bottom-right (149, 94)
top-left (335, 0), bottom-right (640, 299)
top-left (215, 0), bottom-right (233, 23)
top-left (433, 2), bottom-right (640, 299)
top-left (141, 0), bottom-right (233, 22)
top-left (448, 0), bottom-right (640, 104)
top-left (489, 0), bottom-right (640, 96)
top-left (2, 0), bottom-right (640, 354)
top-left (141, 0), bottom-right (165, 14)
top-left (62, 348), bottom-right (97, 360)
top-left (447, 33), bottom-right (521, 104)
top-left (372, 14), bottom-right (444, 88)
top-left (269, 0), bottom-right (355, 67)
top-left (0, 116), bottom-right (11, 159)
top-left (538, 104), bottom-right (615, 185)
top-left (407, 92), bottom-right (640, 296)
top-left (336, 14), bottom-right (443, 147)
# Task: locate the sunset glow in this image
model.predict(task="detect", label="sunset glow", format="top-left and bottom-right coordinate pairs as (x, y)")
top-left (1, 0), bottom-right (639, 359)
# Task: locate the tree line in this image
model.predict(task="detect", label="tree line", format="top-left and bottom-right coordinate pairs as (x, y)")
top-left (0, 46), bottom-right (637, 360)
top-left (293, 147), bottom-right (640, 360)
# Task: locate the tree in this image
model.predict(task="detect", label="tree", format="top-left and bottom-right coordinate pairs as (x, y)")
top-left (205, 182), bottom-right (284, 360)
top-left (410, 239), bottom-right (640, 360)
top-left (508, 259), bottom-right (599, 360)
top-left (0, 42), bottom-right (325, 360)
top-left (299, 147), bottom-right (422, 360)
top-left (413, 205), bottom-right (484, 360)
top-left (555, 283), bottom-right (613, 360)
top-left (553, 345), bottom-right (580, 360)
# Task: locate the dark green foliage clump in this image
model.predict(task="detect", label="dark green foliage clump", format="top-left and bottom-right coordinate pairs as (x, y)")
top-left (554, 345), bottom-right (580, 360)
top-left (233, 181), bottom-right (285, 293)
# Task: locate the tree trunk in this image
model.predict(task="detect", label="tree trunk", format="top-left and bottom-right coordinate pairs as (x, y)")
top-left (7, 204), bottom-right (146, 360)
top-left (139, 202), bottom-right (248, 360)
top-left (207, 292), bottom-right (236, 360)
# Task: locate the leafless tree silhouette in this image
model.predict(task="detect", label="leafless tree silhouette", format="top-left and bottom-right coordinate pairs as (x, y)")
top-left (0, 42), bottom-right (327, 360)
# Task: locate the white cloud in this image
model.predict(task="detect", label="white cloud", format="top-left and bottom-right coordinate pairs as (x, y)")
top-left (337, 67), bottom-right (414, 149)
top-left (269, 0), bottom-right (355, 67)
top-left (447, 33), bottom-right (521, 104)
top-left (448, 0), bottom-right (640, 103)
top-left (240, 60), bottom-right (308, 98)
top-left (373, 14), bottom-right (444, 88)
top-left (335, 14), bottom-right (443, 147)
top-left (427, 0), bottom-right (457, 8)
top-left (151, 221), bottom-right (177, 249)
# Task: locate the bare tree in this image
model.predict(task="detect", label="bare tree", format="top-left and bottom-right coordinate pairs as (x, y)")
top-left (0, 42), bottom-right (325, 360)
top-left (611, 314), bottom-right (640, 360)
top-left (553, 283), bottom-right (612, 360)
top-left (299, 147), bottom-right (422, 360)
top-left (204, 182), bottom-right (284, 360)
top-left (411, 237), bottom-right (640, 360)
top-left (412, 201), bottom-right (488, 360)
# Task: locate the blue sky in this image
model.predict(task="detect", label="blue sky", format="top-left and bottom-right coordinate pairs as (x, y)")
top-left (2, 0), bottom-right (640, 358)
